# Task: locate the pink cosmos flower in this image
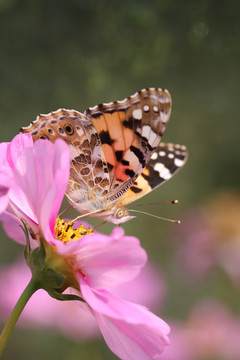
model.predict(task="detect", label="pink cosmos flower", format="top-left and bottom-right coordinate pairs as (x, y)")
top-left (161, 300), bottom-right (240, 360)
top-left (0, 134), bottom-right (170, 360)
top-left (0, 257), bottom-right (166, 341)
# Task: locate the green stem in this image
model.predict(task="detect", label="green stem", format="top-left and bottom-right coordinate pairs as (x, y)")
top-left (0, 277), bottom-right (39, 357)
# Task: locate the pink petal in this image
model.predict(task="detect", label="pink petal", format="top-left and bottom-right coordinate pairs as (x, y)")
top-left (0, 142), bottom-right (9, 164)
top-left (63, 229), bottom-right (147, 288)
top-left (80, 278), bottom-right (169, 328)
top-left (0, 211), bottom-right (26, 244)
top-left (80, 282), bottom-right (170, 360)
top-left (3, 134), bottom-right (38, 223)
top-left (95, 312), bottom-right (170, 360)
top-left (34, 139), bottom-right (70, 242)
top-left (14, 138), bottom-right (70, 243)
top-left (0, 143), bottom-right (12, 214)
top-left (7, 133), bottom-right (33, 169)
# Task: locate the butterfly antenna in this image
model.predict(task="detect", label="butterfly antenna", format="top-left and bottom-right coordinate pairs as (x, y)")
top-left (58, 205), bottom-right (72, 217)
top-left (64, 193), bottom-right (108, 223)
top-left (72, 209), bottom-right (105, 222)
top-left (94, 220), bottom-right (108, 230)
top-left (130, 200), bottom-right (178, 208)
top-left (129, 209), bottom-right (181, 224)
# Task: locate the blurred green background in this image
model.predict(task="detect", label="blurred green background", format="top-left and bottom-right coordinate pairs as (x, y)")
top-left (0, 0), bottom-right (239, 359)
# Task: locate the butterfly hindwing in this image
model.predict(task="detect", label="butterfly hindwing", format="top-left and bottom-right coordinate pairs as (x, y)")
top-left (20, 109), bottom-right (111, 205)
top-left (86, 88), bottom-right (172, 202)
top-left (120, 143), bottom-right (188, 206)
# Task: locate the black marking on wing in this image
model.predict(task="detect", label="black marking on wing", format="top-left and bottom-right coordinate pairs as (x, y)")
top-left (122, 117), bottom-right (141, 129)
top-left (130, 145), bottom-right (146, 167)
top-left (125, 169), bottom-right (135, 177)
top-left (130, 186), bottom-right (142, 194)
top-left (99, 131), bottom-right (114, 145)
top-left (142, 143), bottom-right (188, 190)
top-left (115, 151), bottom-right (123, 161)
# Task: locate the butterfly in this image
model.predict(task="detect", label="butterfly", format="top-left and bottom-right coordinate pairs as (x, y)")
top-left (21, 88), bottom-right (188, 224)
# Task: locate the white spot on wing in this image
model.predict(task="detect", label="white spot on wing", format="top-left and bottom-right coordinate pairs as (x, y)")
top-left (154, 163), bottom-right (164, 172)
top-left (160, 110), bottom-right (169, 124)
top-left (89, 105), bottom-right (99, 111)
top-left (161, 168), bottom-right (171, 179)
top-left (143, 105), bottom-right (149, 112)
top-left (142, 125), bottom-right (151, 139)
top-left (168, 153), bottom-right (174, 159)
top-left (153, 105), bottom-right (159, 113)
top-left (117, 98), bottom-right (127, 104)
top-left (174, 158), bottom-right (184, 167)
top-left (148, 130), bottom-right (157, 146)
top-left (151, 152), bottom-right (158, 160)
top-left (130, 92), bottom-right (139, 98)
top-left (133, 109), bottom-right (142, 120)
top-left (154, 163), bottom-right (171, 179)
top-left (159, 151), bottom-right (166, 156)
top-left (22, 123), bottom-right (33, 129)
top-left (76, 127), bottom-right (84, 136)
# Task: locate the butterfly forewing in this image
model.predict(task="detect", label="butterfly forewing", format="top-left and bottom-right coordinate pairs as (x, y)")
top-left (86, 88), bottom-right (172, 202)
top-left (120, 143), bottom-right (188, 206)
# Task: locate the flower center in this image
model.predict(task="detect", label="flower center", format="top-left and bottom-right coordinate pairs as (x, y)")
top-left (55, 217), bottom-right (93, 243)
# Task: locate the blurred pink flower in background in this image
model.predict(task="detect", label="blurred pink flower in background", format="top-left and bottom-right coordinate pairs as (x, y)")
top-left (0, 257), bottom-right (166, 341)
top-left (161, 300), bottom-right (240, 360)
top-left (173, 191), bottom-right (240, 285)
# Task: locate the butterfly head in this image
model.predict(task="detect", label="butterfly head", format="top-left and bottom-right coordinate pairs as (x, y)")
top-left (109, 206), bottom-right (136, 225)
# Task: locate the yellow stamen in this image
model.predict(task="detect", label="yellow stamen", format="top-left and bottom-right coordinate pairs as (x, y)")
top-left (55, 217), bottom-right (93, 243)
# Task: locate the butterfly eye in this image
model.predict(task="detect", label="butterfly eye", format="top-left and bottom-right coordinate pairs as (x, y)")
top-left (64, 124), bottom-right (74, 135)
top-left (115, 207), bottom-right (127, 219)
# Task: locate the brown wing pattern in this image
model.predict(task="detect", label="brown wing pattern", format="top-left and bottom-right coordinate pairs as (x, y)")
top-left (20, 109), bottom-right (111, 204)
top-left (85, 88), bottom-right (172, 203)
top-left (120, 143), bottom-right (188, 206)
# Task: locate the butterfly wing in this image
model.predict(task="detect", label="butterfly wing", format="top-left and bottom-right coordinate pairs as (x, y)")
top-left (20, 89), bottom-right (184, 222)
top-left (20, 109), bottom-right (111, 210)
top-left (86, 88), bottom-right (172, 203)
top-left (119, 143), bottom-right (188, 207)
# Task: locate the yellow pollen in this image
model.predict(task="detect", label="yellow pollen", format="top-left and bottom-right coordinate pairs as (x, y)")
top-left (55, 217), bottom-right (93, 243)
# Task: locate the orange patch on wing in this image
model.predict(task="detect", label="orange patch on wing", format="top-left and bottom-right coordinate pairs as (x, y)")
top-left (104, 113), bottom-right (125, 151)
top-left (102, 144), bottom-right (116, 168)
top-left (115, 165), bottom-right (130, 182)
top-left (91, 115), bottom-right (108, 133)
top-left (118, 112), bottom-right (133, 148)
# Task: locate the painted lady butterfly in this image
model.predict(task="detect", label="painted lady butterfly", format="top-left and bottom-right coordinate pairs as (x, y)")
top-left (21, 88), bottom-right (188, 224)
